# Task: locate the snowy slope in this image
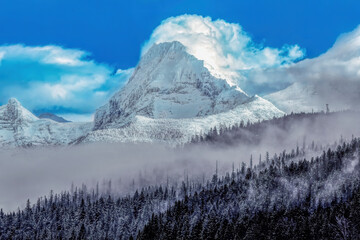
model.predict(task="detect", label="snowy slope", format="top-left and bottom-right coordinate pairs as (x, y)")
top-left (83, 96), bottom-right (283, 146)
top-left (264, 82), bottom-right (321, 113)
top-left (0, 98), bottom-right (92, 147)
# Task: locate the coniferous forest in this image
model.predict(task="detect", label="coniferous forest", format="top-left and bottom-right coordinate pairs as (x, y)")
top-left (189, 110), bottom-right (360, 147)
top-left (1, 121), bottom-right (360, 239)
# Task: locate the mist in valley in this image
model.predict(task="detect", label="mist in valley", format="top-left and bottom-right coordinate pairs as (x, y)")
top-left (0, 111), bottom-right (359, 212)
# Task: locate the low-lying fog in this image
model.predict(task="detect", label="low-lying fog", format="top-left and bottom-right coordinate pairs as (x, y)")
top-left (1, 111), bottom-right (359, 212)
top-left (0, 143), bottom-right (248, 212)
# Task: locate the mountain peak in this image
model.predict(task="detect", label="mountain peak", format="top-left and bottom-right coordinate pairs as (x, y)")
top-left (94, 41), bottom-right (250, 130)
top-left (154, 41), bottom-right (186, 51)
top-left (145, 41), bottom-right (187, 56)
top-left (0, 98), bottom-right (38, 122)
top-left (137, 41), bottom-right (193, 72)
top-left (7, 98), bottom-right (21, 108)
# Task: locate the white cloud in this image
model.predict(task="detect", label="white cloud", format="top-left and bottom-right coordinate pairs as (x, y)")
top-left (0, 44), bottom-right (133, 117)
top-left (3, 15), bottom-right (358, 119)
top-left (0, 51), bottom-right (5, 63)
top-left (142, 14), bottom-right (305, 87)
top-left (264, 25), bottom-right (360, 112)
top-left (0, 16), bottom-right (305, 118)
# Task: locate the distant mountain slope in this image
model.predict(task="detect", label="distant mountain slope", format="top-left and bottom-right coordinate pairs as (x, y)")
top-left (264, 80), bottom-right (360, 114)
top-left (0, 98), bottom-right (91, 147)
top-left (38, 113), bottom-right (71, 123)
top-left (265, 82), bottom-right (322, 113)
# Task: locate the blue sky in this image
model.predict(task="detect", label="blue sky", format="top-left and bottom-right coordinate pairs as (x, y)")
top-left (1, 0), bottom-right (360, 68)
top-left (0, 0), bottom-right (359, 120)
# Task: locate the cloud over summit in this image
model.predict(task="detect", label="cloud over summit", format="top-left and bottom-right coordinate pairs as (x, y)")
top-left (1, 15), bottom-right (359, 119)
top-left (0, 15), bottom-right (305, 120)
top-left (142, 14), bottom-right (305, 87)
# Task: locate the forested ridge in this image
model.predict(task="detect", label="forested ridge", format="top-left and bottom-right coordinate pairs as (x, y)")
top-left (189, 110), bottom-right (360, 147)
top-left (1, 135), bottom-right (360, 239)
top-left (139, 137), bottom-right (360, 240)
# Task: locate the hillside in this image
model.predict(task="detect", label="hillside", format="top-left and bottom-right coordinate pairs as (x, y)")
top-left (1, 137), bottom-right (360, 239)
top-left (189, 110), bottom-right (360, 149)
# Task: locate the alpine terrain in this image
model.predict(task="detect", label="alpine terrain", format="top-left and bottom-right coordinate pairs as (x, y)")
top-left (0, 41), bottom-right (284, 147)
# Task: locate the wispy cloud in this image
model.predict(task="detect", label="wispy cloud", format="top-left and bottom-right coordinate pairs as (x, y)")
top-left (0, 44), bottom-right (133, 119)
top-left (263, 25), bottom-right (360, 112)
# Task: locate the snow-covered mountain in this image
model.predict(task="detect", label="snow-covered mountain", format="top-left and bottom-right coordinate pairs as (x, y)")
top-left (0, 41), bottom-right (285, 147)
top-left (38, 113), bottom-right (71, 123)
top-left (0, 98), bottom-right (92, 147)
top-left (82, 41), bottom-right (284, 144)
top-left (94, 41), bottom-right (250, 130)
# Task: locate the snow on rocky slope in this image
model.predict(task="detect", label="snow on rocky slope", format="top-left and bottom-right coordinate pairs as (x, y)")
top-left (0, 98), bottom-right (92, 147)
top-left (81, 95), bottom-right (283, 145)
